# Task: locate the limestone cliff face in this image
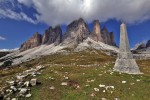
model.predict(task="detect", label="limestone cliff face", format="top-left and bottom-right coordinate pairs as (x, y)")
top-left (42, 26), bottom-right (62, 45)
top-left (20, 32), bottom-right (42, 51)
top-left (91, 20), bottom-right (103, 42)
top-left (91, 20), bottom-right (116, 46)
top-left (63, 18), bottom-right (90, 45)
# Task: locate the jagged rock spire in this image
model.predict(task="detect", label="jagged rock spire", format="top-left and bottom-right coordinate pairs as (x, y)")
top-left (114, 22), bottom-right (141, 74)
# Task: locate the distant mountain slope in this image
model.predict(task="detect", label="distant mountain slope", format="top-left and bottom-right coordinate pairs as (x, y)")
top-left (0, 38), bottom-right (118, 66)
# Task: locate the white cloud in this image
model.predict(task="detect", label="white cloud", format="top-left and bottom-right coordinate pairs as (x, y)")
top-left (0, 0), bottom-right (37, 24)
top-left (8, 0), bottom-right (150, 25)
top-left (0, 36), bottom-right (6, 40)
top-left (0, 9), bottom-right (38, 24)
top-left (0, 48), bottom-right (19, 52)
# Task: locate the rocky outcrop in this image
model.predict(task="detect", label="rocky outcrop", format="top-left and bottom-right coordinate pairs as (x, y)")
top-left (42, 26), bottom-right (62, 45)
top-left (146, 40), bottom-right (150, 47)
top-left (135, 43), bottom-right (146, 50)
top-left (62, 18), bottom-right (90, 46)
top-left (133, 40), bottom-right (150, 54)
top-left (91, 20), bottom-right (103, 42)
top-left (20, 32), bottom-right (42, 51)
top-left (101, 26), bottom-right (111, 45)
top-left (90, 20), bottom-right (116, 46)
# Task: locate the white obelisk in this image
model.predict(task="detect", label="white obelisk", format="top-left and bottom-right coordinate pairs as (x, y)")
top-left (114, 22), bottom-right (141, 74)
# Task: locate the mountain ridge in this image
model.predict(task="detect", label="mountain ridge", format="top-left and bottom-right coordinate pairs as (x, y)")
top-left (20, 18), bottom-right (116, 51)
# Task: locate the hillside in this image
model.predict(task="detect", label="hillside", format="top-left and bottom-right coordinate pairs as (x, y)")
top-left (0, 52), bottom-right (10, 58)
top-left (0, 50), bottom-right (150, 100)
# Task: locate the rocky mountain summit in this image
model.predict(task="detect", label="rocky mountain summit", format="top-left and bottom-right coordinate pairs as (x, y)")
top-left (90, 20), bottom-right (115, 46)
top-left (20, 32), bottom-right (42, 51)
top-left (20, 18), bottom-right (116, 51)
top-left (62, 18), bottom-right (90, 47)
top-left (134, 40), bottom-right (150, 51)
top-left (132, 40), bottom-right (150, 59)
top-left (42, 26), bottom-right (62, 45)
top-left (146, 40), bottom-right (150, 47)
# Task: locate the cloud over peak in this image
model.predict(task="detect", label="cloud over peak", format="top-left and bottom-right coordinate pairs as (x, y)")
top-left (2, 0), bottom-right (150, 26)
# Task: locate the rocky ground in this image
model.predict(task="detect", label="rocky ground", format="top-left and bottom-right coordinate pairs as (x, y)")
top-left (0, 50), bottom-right (150, 100)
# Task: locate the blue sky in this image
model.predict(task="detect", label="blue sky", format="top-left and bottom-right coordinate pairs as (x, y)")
top-left (0, 0), bottom-right (150, 49)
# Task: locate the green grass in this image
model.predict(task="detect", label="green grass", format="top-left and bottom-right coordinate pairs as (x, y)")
top-left (0, 50), bottom-right (150, 100)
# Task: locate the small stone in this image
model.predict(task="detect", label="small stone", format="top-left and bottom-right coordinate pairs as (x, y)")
top-left (130, 83), bottom-right (135, 85)
top-left (61, 82), bottom-right (68, 86)
top-left (50, 86), bottom-right (55, 90)
top-left (101, 98), bottom-right (107, 100)
top-left (12, 98), bottom-right (17, 100)
top-left (24, 81), bottom-right (30, 87)
top-left (64, 77), bottom-right (69, 80)
top-left (49, 77), bottom-right (55, 81)
top-left (99, 84), bottom-right (105, 88)
top-left (85, 84), bottom-right (90, 87)
top-left (30, 79), bottom-right (37, 86)
top-left (94, 88), bottom-right (99, 92)
top-left (114, 98), bottom-right (119, 100)
top-left (8, 81), bottom-right (15, 86)
top-left (136, 79), bottom-right (140, 82)
top-left (10, 86), bottom-right (17, 91)
top-left (26, 93), bottom-right (32, 98)
top-left (90, 93), bottom-right (96, 97)
top-left (103, 90), bottom-right (106, 93)
top-left (19, 88), bottom-right (27, 94)
top-left (16, 75), bottom-right (23, 81)
top-left (122, 81), bottom-right (126, 84)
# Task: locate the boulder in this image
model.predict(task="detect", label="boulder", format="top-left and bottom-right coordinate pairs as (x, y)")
top-left (30, 79), bottom-right (37, 86)
top-left (19, 88), bottom-right (27, 94)
top-left (26, 93), bottom-right (32, 98)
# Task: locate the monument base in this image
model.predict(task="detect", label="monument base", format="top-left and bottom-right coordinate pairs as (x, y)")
top-left (114, 59), bottom-right (141, 74)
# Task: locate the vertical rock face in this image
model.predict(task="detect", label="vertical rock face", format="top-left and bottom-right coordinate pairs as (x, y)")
top-left (20, 32), bottom-right (42, 51)
top-left (63, 18), bottom-right (90, 46)
top-left (42, 27), bottom-right (53, 44)
top-left (146, 40), bottom-right (150, 47)
top-left (114, 22), bottom-right (141, 74)
top-left (91, 20), bottom-right (103, 42)
top-left (54, 26), bottom-right (63, 45)
top-left (90, 20), bottom-right (116, 46)
top-left (110, 32), bottom-right (116, 46)
top-left (101, 27), bottom-right (116, 46)
top-left (42, 26), bottom-right (62, 45)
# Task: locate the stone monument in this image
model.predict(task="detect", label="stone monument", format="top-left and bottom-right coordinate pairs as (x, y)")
top-left (114, 22), bottom-right (141, 74)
